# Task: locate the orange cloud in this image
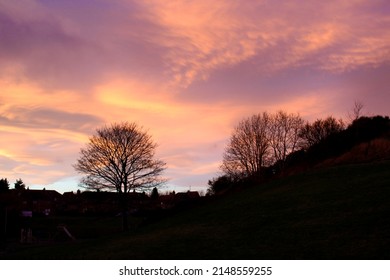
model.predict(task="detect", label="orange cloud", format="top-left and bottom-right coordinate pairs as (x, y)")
top-left (136, 0), bottom-right (390, 88)
top-left (140, 0), bottom-right (268, 87)
top-left (94, 77), bottom-right (239, 142)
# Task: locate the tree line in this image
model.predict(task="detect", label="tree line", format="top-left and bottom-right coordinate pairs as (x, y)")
top-left (209, 112), bottom-right (389, 195)
top-left (221, 111), bottom-right (345, 180)
top-left (0, 178), bottom-right (26, 193)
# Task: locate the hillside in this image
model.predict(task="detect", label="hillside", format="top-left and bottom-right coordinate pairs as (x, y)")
top-left (4, 160), bottom-right (390, 259)
top-left (318, 138), bottom-right (390, 167)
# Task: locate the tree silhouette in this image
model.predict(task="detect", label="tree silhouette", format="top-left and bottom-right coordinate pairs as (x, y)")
top-left (347, 100), bottom-right (364, 123)
top-left (222, 112), bottom-right (271, 179)
top-left (299, 116), bottom-right (345, 149)
top-left (0, 178), bottom-right (9, 193)
top-left (74, 122), bottom-right (166, 231)
top-left (269, 111), bottom-right (304, 167)
top-left (14, 178), bottom-right (26, 190)
top-left (150, 187), bottom-right (159, 200)
top-left (207, 175), bottom-right (235, 195)
top-left (222, 111), bottom-right (305, 180)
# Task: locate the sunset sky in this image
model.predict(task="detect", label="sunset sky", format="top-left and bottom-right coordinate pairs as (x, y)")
top-left (0, 0), bottom-right (389, 193)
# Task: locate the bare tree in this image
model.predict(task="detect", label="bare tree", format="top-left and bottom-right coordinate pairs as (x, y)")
top-left (222, 112), bottom-right (271, 179)
top-left (348, 100), bottom-right (364, 122)
top-left (299, 116), bottom-right (345, 149)
top-left (74, 122), bottom-right (166, 231)
top-left (269, 111), bottom-right (304, 166)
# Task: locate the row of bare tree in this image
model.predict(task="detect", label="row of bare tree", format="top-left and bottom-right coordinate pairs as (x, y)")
top-left (222, 111), bottom-right (345, 179)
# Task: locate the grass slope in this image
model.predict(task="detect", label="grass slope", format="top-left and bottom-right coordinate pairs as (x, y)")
top-left (4, 160), bottom-right (390, 259)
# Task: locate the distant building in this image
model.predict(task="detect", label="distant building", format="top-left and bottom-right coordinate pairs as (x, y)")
top-left (175, 191), bottom-right (200, 201)
top-left (18, 189), bottom-right (62, 216)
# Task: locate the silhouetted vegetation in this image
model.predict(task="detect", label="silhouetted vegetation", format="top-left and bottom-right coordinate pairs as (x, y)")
top-left (347, 100), bottom-right (364, 122)
top-left (209, 114), bottom-right (390, 194)
top-left (150, 187), bottom-right (159, 200)
top-left (298, 116), bottom-right (345, 149)
top-left (221, 111), bottom-right (303, 182)
top-left (14, 179), bottom-right (26, 191)
top-left (0, 178), bottom-right (10, 193)
top-left (207, 175), bottom-right (236, 195)
top-left (74, 122), bottom-right (166, 231)
top-left (288, 115), bottom-right (390, 169)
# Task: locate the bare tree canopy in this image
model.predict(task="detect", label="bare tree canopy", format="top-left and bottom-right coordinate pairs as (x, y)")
top-left (74, 122), bottom-right (166, 231)
top-left (299, 116), bottom-right (345, 149)
top-left (222, 112), bottom-right (271, 179)
top-left (269, 111), bottom-right (304, 164)
top-left (348, 100), bottom-right (364, 122)
top-left (74, 122), bottom-right (166, 193)
top-left (222, 111), bottom-right (304, 180)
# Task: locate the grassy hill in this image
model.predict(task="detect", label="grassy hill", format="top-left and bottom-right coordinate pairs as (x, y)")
top-left (3, 160), bottom-right (390, 259)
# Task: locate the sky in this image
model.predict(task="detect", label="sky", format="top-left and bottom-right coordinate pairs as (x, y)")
top-left (0, 0), bottom-right (389, 194)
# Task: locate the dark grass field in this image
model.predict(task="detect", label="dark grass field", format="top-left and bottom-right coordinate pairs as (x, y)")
top-left (2, 160), bottom-right (390, 259)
